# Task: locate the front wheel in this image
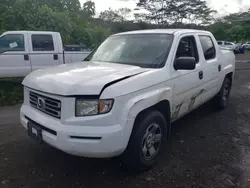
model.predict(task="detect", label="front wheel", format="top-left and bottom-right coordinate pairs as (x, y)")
top-left (213, 77), bottom-right (232, 109)
top-left (122, 110), bottom-right (167, 171)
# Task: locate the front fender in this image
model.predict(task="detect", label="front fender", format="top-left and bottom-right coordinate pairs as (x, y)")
top-left (116, 87), bottom-right (173, 152)
top-left (125, 87), bottom-right (172, 119)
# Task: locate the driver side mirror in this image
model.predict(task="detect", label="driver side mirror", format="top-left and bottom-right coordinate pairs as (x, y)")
top-left (174, 57), bottom-right (196, 70)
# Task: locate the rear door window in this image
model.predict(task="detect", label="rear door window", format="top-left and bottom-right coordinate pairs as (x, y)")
top-left (32, 34), bottom-right (54, 51)
top-left (199, 36), bottom-right (216, 60)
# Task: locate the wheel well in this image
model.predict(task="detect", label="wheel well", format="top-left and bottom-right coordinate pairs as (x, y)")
top-left (134, 100), bottom-right (171, 137)
top-left (226, 72), bottom-right (233, 83)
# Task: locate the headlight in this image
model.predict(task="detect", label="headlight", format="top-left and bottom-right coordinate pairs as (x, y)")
top-left (76, 99), bottom-right (114, 116)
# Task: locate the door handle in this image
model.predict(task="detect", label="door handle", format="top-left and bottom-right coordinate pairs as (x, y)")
top-left (218, 65), bottom-right (221, 72)
top-left (24, 54), bottom-right (29, 61)
top-left (199, 71), bottom-right (203, 80)
top-left (53, 54), bottom-right (58, 60)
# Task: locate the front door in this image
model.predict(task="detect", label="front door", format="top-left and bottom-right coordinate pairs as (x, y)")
top-left (0, 33), bottom-right (31, 77)
top-left (171, 35), bottom-right (204, 121)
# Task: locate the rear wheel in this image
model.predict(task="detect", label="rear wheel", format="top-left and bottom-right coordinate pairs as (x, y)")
top-left (122, 110), bottom-right (167, 171)
top-left (213, 77), bottom-right (232, 109)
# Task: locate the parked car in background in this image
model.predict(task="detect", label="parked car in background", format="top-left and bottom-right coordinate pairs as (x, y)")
top-left (0, 31), bottom-right (92, 78)
top-left (234, 43), bottom-right (245, 54)
top-left (217, 41), bottom-right (237, 49)
top-left (242, 43), bottom-right (250, 50)
top-left (20, 29), bottom-right (235, 170)
top-left (64, 44), bottom-right (92, 52)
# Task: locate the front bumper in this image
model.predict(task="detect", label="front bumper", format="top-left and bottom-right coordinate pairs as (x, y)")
top-left (20, 104), bottom-right (134, 158)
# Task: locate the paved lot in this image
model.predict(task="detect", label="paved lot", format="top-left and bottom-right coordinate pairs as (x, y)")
top-left (235, 52), bottom-right (250, 63)
top-left (1, 56), bottom-right (250, 188)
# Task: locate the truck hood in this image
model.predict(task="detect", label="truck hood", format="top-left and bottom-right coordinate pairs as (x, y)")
top-left (22, 61), bottom-right (149, 96)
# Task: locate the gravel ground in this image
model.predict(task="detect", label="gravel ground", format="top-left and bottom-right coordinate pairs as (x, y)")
top-left (1, 54), bottom-right (250, 188)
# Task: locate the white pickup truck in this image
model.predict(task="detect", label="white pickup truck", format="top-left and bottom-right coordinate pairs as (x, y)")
top-left (20, 29), bottom-right (235, 170)
top-left (0, 31), bottom-right (91, 78)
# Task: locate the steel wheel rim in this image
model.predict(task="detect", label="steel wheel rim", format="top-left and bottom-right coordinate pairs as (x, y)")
top-left (223, 81), bottom-right (230, 101)
top-left (141, 123), bottom-right (162, 161)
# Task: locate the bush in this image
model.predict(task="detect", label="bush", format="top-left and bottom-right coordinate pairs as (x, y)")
top-left (0, 78), bottom-right (23, 106)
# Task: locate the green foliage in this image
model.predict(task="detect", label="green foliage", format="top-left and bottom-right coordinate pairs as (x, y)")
top-left (0, 78), bottom-right (23, 106)
top-left (83, 1), bottom-right (96, 18)
top-left (137, 0), bottom-right (216, 25)
top-left (99, 8), bottom-right (124, 22)
top-left (0, 0), bottom-right (250, 51)
top-left (0, 0), bottom-right (107, 48)
top-left (208, 11), bottom-right (250, 42)
top-left (118, 8), bottom-right (132, 22)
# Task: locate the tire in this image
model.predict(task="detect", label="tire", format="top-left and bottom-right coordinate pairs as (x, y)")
top-left (213, 77), bottom-right (232, 110)
top-left (122, 110), bottom-right (167, 171)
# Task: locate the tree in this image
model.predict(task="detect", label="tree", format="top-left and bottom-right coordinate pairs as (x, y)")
top-left (0, 0), bottom-right (16, 32)
top-left (225, 25), bottom-right (245, 42)
top-left (62, 0), bottom-right (81, 12)
top-left (222, 11), bottom-right (250, 23)
top-left (35, 0), bottom-right (81, 12)
top-left (82, 1), bottom-right (96, 18)
top-left (208, 10), bottom-right (250, 42)
top-left (1, 0), bottom-right (249, 51)
top-left (99, 8), bottom-right (123, 22)
top-left (36, 0), bottom-right (65, 11)
top-left (136, 0), bottom-right (216, 25)
top-left (134, 12), bottom-right (148, 23)
top-left (118, 8), bottom-right (132, 21)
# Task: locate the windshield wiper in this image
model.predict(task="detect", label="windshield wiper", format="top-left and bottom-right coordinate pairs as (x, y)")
top-left (83, 46), bottom-right (98, 61)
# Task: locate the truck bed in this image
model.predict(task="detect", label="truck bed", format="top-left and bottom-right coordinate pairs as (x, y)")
top-left (64, 51), bottom-right (90, 63)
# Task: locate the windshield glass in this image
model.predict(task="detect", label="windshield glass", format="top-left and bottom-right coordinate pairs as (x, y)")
top-left (86, 34), bottom-right (174, 68)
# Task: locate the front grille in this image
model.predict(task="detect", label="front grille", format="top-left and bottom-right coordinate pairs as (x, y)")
top-left (29, 91), bottom-right (61, 119)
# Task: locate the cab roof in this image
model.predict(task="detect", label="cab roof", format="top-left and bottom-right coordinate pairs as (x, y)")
top-left (113, 29), bottom-right (211, 36)
top-left (2, 31), bottom-right (59, 35)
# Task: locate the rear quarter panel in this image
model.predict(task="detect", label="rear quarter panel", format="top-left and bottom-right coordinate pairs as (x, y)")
top-left (220, 49), bottom-right (235, 81)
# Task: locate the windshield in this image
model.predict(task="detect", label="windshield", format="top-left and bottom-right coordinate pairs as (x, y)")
top-left (86, 34), bottom-right (174, 68)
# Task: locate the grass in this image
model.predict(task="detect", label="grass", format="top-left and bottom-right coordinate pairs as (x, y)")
top-left (0, 78), bottom-right (24, 106)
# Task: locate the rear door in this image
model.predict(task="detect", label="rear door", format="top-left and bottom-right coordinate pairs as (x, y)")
top-left (28, 33), bottom-right (60, 71)
top-left (198, 35), bottom-right (220, 102)
top-left (0, 33), bottom-right (31, 77)
top-left (171, 34), bottom-right (204, 121)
